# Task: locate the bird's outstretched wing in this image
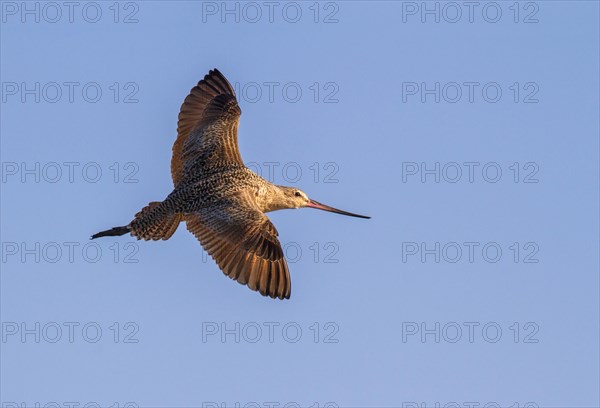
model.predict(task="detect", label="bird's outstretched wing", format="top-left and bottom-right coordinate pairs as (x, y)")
top-left (172, 69), bottom-right (242, 186)
top-left (185, 190), bottom-right (291, 300)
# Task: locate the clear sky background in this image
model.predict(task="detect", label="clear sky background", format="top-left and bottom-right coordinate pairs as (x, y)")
top-left (1, 1), bottom-right (599, 407)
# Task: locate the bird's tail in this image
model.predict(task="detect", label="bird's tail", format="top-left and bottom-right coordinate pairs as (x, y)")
top-left (92, 201), bottom-right (182, 241)
top-left (91, 226), bottom-right (130, 239)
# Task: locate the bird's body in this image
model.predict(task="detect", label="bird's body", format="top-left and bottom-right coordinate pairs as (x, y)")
top-left (93, 69), bottom-right (369, 300)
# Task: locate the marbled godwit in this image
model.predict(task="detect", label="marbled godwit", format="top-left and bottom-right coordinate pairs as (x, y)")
top-left (92, 69), bottom-right (369, 299)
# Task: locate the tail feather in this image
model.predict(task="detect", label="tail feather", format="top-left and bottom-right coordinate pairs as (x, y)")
top-left (92, 201), bottom-right (182, 241)
top-left (131, 201), bottom-right (182, 240)
top-left (91, 226), bottom-right (130, 240)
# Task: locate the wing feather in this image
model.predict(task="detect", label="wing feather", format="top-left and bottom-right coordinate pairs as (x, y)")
top-left (185, 191), bottom-right (291, 299)
top-left (172, 69), bottom-right (242, 186)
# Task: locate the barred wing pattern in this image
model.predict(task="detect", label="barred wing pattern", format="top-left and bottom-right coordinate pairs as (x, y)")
top-left (173, 69), bottom-right (292, 299)
top-left (172, 69), bottom-right (242, 186)
top-left (185, 191), bottom-right (291, 300)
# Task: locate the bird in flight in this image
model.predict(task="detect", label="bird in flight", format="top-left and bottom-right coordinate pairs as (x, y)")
top-left (92, 69), bottom-right (369, 299)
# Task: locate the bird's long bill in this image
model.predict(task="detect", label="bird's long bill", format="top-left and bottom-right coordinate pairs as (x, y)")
top-left (306, 199), bottom-right (370, 219)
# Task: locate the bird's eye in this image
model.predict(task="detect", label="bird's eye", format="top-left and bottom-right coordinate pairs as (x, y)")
top-left (294, 191), bottom-right (302, 197)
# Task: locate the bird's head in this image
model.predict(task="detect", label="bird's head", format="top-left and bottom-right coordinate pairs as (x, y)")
top-left (279, 187), bottom-right (310, 208)
top-left (279, 186), bottom-right (370, 219)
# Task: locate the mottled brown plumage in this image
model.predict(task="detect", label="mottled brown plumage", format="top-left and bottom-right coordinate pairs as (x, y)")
top-left (92, 69), bottom-right (369, 300)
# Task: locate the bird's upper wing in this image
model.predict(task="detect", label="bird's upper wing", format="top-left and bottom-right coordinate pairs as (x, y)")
top-left (185, 190), bottom-right (291, 300)
top-left (172, 69), bottom-right (242, 186)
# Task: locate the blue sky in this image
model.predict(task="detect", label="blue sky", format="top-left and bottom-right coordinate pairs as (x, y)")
top-left (1, 1), bottom-right (599, 407)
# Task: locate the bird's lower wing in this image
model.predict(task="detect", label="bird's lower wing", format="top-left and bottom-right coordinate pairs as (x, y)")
top-left (185, 192), bottom-right (291, 299)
